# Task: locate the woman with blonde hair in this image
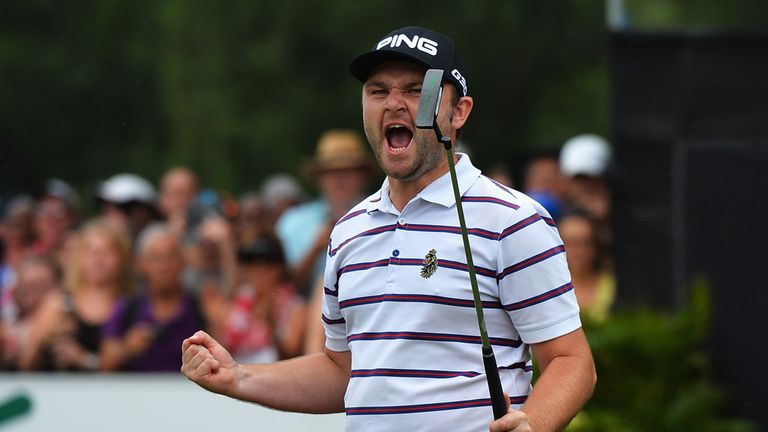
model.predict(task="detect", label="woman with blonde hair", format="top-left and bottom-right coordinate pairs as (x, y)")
top-left (19, 219), bottom-right (133, 371)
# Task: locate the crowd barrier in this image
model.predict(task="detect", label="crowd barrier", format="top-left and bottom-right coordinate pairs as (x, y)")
top-left (0, 373), bottom-right (344, 431)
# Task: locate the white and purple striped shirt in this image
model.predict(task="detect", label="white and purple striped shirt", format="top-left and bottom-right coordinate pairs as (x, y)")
top-left (322, 154), bottom-right (581, 432)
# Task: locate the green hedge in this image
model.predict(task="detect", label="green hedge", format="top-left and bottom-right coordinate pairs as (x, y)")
top-left (565, 285), bottom-right (756, 431)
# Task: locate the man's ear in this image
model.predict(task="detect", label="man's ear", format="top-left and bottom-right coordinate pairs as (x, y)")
top-left (451, 96), bottom-right (474, 130)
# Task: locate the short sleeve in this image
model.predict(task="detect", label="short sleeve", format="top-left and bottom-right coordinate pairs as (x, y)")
top-left (497, 204), bottom-right (581, 344)
top-left (321, 233), bottom-right (349, 352)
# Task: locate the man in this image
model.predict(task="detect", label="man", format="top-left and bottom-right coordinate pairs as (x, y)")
top-left (159, 166), bottom-right (201, 237)
top-left (559, 134), bottom-right (613, 269)
top-left (32, 179), bottom-right (80, 258)
top-left (559, 134), bottom-right (612, 223)
top-left (275, 130), bottom-right (375, 297)
top-left (0, 196), bottom-right (36, 324)
top-left (260, 173), bottom-right (307, 229)
top-left (523, 153), bottom-right (566, 221)
top-left (182, 26), bottom-right (595, 432)
top-left (97, 172), bottom-right (162, 241)
top-left (1, 256), bottom-right (61, 370)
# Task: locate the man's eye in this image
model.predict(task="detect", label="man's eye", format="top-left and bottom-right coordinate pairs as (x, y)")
top-left (407, 88), bottom-right (422, 95)
top-left (369, 89), bottom-right (388, 96)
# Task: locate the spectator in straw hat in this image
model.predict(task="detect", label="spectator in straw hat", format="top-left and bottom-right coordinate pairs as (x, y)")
top-left (275, 129), bottom-right (376, 298)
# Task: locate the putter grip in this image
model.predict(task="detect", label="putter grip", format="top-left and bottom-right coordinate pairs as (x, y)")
top-left (482, 345), bottom-right (507, 420)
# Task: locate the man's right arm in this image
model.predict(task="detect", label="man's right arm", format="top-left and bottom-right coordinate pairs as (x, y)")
top-left (181, 330), bottom-right (350, 414)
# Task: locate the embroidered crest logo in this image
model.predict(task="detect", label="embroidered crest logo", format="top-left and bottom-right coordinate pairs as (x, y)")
top-left (420, 249), bottom-right (438, 279)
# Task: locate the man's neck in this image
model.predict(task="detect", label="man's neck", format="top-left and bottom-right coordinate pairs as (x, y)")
top-left (387, 153), bottom-right (459, 211)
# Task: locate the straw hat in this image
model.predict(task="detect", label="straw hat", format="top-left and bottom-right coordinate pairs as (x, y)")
top-left (304, 130), bottom-right (374, 176)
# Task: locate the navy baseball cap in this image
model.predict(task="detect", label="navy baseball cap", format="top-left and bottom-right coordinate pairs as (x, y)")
top-left (349, 26), bottom-right (469, 96)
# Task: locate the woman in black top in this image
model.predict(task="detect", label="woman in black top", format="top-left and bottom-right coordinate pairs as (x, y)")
top-left (19, 220), bottom-right (134, 371)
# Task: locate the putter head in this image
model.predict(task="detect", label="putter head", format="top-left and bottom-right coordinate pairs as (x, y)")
top-left (415, 69), bottom-right (445, 129)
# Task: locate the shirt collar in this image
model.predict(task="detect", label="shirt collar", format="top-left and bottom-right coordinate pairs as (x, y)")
top-left (365, 153), bottom-right (481, 213)
top-left (418, 153), bottom-right (481, 207)
top-left (365, 177), bottom-right (395, 214)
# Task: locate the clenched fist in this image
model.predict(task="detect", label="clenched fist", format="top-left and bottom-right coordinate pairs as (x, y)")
top-left (181, 330), bottom-right (239, 396)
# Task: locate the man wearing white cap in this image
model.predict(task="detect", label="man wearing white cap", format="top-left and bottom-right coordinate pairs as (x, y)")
top-left (559, 134), bottom-right (613, 272)
top-left (97, 173), bottom-right (161, 241)
top-left (559, 134), bottom-right (612, 222)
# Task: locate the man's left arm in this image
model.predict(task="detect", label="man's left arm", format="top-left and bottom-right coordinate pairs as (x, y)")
top-left (490, 328), bottom-right (596, 432)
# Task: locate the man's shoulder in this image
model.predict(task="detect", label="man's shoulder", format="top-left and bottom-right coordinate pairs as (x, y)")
top-left (326, 191), bottom-right (388, 248)
top-left (333, 192), bottom-right (381, 228)
top-left (466, 175), bottom-right (525, 209)
top-left (465, 175), bottom-right (554, 222)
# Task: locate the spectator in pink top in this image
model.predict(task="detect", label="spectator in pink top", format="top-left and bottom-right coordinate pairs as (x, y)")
top-left (207, 232), bottom-right (305, 363)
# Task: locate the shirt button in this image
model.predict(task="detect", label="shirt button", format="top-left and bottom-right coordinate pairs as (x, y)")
top-left (392, 249), bottom-right (400, 257)
top-left (398, 218), bottom-right (406, 225)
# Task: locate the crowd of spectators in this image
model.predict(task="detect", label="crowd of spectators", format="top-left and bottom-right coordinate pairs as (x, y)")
top-left (0, 130), bottom-right (614, 372)
top-left (521, 134), bottom-right (615, 323)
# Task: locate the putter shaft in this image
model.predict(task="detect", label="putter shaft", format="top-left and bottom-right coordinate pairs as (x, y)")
top-left (441, 137), bottom-right (507, 421)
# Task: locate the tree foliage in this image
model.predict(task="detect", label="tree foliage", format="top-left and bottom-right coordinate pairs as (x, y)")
top-left (1, 0), bottom-right (766, 198)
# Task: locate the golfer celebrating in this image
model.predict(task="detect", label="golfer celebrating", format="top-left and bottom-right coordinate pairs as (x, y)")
top-left (182, 26), bottom-right (596, 432)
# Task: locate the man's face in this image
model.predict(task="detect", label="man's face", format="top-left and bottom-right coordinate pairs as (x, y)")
top-left (362, 61), bottom-right (456, 183)
top-left (525, 157), bottom-right (565, 198)
top-left (160, 170), bottom-right (197, 217)
top-left (140, 234), bottom-right (184, 293)
top-left (316, 167), bottom-right (369, 212)
top-left (35, 197), bottom-right (73, 243)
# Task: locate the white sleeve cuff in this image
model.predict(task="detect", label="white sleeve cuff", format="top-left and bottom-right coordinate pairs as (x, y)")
top-left (324, 335), bottom-right (350, 352)
top-left (519, 312), bottom-right (582, 344)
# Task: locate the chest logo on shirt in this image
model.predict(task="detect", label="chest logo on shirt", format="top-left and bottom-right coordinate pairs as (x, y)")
top-left (420, 249), bottom-right (438, 279)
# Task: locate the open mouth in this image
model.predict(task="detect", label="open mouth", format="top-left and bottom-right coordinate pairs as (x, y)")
top-left (385, 125), bottom-right (414, 153)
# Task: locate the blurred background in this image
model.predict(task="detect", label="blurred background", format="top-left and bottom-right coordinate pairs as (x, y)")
top-left (1, 0), bottom-right (768, 430)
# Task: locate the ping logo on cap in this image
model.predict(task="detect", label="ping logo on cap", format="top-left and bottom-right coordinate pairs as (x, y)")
top-left (376, 34), bottom-right (439, 56)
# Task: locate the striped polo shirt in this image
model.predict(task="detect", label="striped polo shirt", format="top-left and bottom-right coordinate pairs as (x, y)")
top-left (322, 154), bottom-right (581, 432)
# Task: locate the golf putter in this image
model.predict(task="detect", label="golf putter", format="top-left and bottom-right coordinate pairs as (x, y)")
top-left (416, 69), bottom-right (508, 421)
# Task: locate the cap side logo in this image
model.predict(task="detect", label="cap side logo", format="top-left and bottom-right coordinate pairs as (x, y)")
top-left (376, 34), bottom-right (438, 56)
top-left (451, 69), bottom-right (468, 96)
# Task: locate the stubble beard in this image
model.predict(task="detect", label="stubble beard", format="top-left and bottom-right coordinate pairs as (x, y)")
top-left (364, 127), bottom-right (446, 183)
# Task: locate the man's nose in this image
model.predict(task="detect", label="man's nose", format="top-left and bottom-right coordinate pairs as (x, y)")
top-left (384, 88), bottom-right (407, 112)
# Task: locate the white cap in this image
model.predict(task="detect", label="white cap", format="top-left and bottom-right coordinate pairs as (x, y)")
top-left (559, 134), bottom-right (612, 177)
top-left (98, 173), bottom-right (157, 204)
